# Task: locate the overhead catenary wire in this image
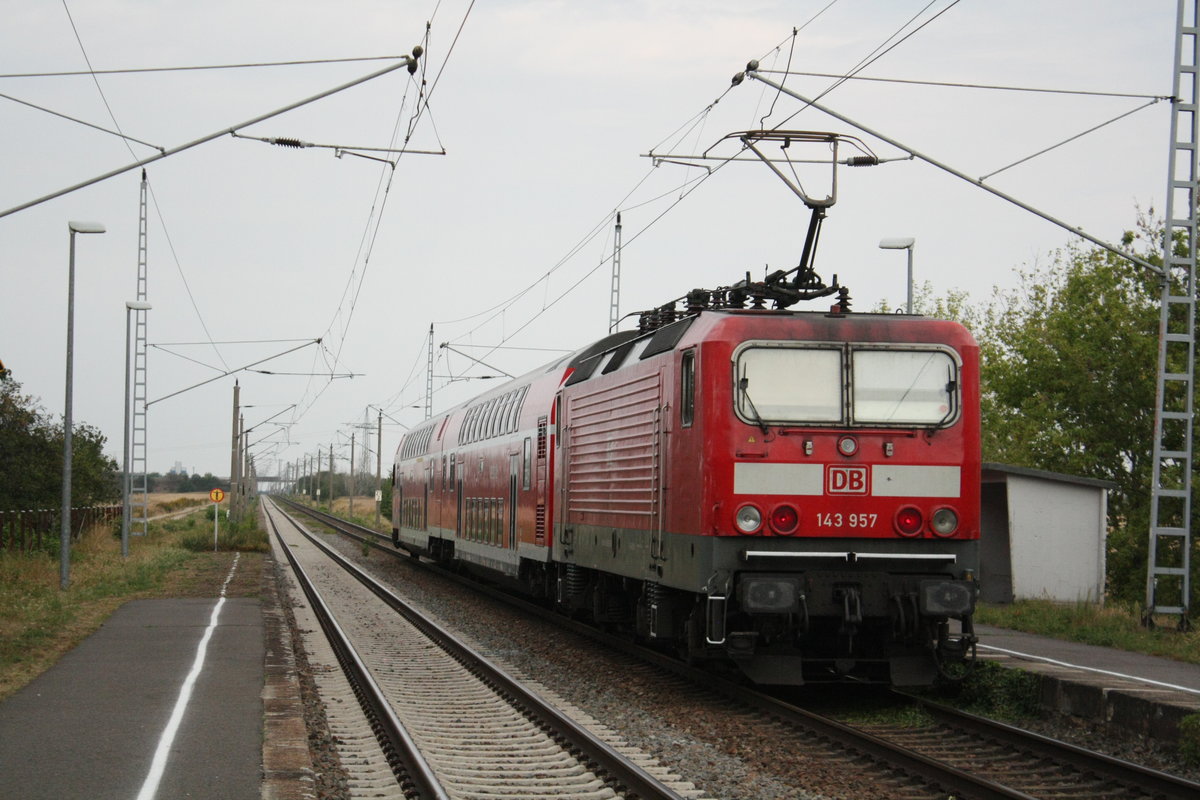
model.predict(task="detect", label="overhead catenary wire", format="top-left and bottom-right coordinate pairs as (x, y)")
top-left (0, 91), bottom-right (163, 150)
top-left (58, 0), bottom-right (234, 372)
top-left (325, 2), bottom-right (970, 432)
top-left (436, 0), bottom-right (937, 351)
top-left (978, 98), bottom-right (1163, 181)
top-left (320, 6), bottom-right (466, 367)
top-left (0, 57), bottom-right (420, 219)
top-left (417, 0), bottom-right (1049, 421)
top-left (744, 71), bottom-right (1164, 276)
top-left (0, 55), bottom-right (409, 79)
top-left (756, 69), bottom-right (1170, 101)
top-left (768, 0), bottom-right (964, 132)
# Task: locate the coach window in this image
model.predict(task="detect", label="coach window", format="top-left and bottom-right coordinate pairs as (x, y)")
top-left (680, 350), bottom-right (696, 427)
top-left (734, 345), bottom-right (842, 423)
top-left (852, 348), bottom-right (958, 425)
top-left (522, 437), bottom-right (532, 490)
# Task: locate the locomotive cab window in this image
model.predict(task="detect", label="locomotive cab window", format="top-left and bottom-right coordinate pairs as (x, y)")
top-left (733, 342), bottom-right (959, 427)
top-left (852, 349), bottom-right (958, 425)
top-left (735, 346), bottom-right (842, 424)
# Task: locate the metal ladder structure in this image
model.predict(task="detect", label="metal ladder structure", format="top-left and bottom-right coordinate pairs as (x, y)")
top-left (425, 323), bottom-right (434, 420)
top-left (1146, 0), bottom-right (1198, 630)
top-left (609, 213), bottom-right (622, 332)
top-left (131, 171), bottom-right (150, 536)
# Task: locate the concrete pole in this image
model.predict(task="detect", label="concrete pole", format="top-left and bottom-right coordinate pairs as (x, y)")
top-left (230, 381), bottom-right (240, 520)
top-left (121, 305), bottom-right (134, 559)
top-left (237, 413), bottom-right (245, 521)
top-left (349, 432), bottom-right (356, 520)
top-left (60, 221), bottom-right (106, 590)
top-left (375, 409), bottom-right (383, 529)
top-left (61, 232), bottom-right (78, 590)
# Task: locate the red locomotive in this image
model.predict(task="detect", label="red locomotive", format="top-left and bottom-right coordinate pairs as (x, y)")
top-left (393, 271), bottom-right (980, 685)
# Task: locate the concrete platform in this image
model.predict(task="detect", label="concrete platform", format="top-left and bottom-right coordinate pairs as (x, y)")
top-left (0, 597), bottom-right (265, 800)
top-left (976, 624), bottom-right (1200, 744)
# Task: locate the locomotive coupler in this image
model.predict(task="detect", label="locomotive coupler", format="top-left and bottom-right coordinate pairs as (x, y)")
top-left (836, 586), bottom-right (863, 655)
top-left (837, 586), bottom-right (863, 627)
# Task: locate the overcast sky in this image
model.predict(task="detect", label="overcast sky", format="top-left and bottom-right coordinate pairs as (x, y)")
top-left (0, 1), bottom-right (1175, 485)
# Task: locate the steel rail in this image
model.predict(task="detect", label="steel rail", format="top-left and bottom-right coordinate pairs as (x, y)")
top-left (282, 497), bottom-right (1200, 799)
top-left (269, 497), bottom-right (689, 800)
top-left (901, 693), bottom-right (1200, 800)
top-left (274, 498), bottom-right (1039, 798)
top-left (262, 503), bottom-right (450, 800)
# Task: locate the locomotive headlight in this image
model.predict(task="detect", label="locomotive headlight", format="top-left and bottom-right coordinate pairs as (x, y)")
top-left (931, 507), bottom-right (959, 536)
top-left (769, 504), bottom-right (799, 535)
top-left (741, 576), bottom-right (801, 612)
top-left (837, 436), bottom-right (859, 456)
top-left (735, 504), bottom-right (763, 534)
top-left (919, 580), bottom-right (976, 618)
top-left (894, 506), bottom-right (923, 537)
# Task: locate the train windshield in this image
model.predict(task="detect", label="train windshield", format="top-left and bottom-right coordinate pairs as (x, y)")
top-left (851, 349), bottom-right (957, 425)
top-left (733, 344), bottom-right (958, 427)
top-left (735, 347), bottom-right (842, 423)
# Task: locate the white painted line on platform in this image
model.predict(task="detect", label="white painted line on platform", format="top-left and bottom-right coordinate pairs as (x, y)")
top-left (135, 553), bottom-right (241, 800)
top-left (978, 643), bottom-right (1200, 697)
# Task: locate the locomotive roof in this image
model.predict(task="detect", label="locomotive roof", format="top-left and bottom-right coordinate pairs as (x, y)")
top-left (404, 308), bottom-right (973, 440)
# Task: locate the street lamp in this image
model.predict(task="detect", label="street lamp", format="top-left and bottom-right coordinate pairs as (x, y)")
top-left (879, 237), bottom-right (916, 314)
top-left (62, 220), bottom-right (106, 590)
top-left (122, 300), bottom-right (152, 559)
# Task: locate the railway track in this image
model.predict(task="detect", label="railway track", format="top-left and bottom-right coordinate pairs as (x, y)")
top-left (263, 497), bottom-right (702, 800)
top-left (276, 496), bottom-right (1200, 800)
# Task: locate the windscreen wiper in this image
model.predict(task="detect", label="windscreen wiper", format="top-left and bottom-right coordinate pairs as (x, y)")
top-left (927, 365), bottom-right (959, 437)
top-left (738, 376), bottom-right (770, 435)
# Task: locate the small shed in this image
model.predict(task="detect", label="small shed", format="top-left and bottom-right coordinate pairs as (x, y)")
top-left (979, 463), bottom-right (1115, 605)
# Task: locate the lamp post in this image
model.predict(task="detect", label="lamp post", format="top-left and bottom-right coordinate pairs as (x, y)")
top-left (62, 220), bottom-right (106, 590)
top-left (879, 237), bottom-right (916, 314)
top-left (122, 300), bottom-right (152, 558)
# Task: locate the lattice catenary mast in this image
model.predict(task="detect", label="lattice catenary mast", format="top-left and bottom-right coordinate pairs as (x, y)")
top-left (1145, 0), bottom-right (1198, 631)
top-left (131, 170), bottom-right (150, 536)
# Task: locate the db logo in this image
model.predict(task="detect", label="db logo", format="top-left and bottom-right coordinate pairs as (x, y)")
top-left (826, 466), bottom-right (868, 495)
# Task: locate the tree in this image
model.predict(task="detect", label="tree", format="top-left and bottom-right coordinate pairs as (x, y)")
top-left (0, 380), bottom-right (60, 510)
top-left (964, 219), bottom-right (1184, 606)
top-left (0, 379), bottom-right (119, 511)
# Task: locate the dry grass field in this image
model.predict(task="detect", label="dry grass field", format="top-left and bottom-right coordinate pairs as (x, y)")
top-left (0, 493), bottom-right (264, 702)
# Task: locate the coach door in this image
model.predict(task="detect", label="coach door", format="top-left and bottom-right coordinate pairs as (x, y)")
top-left (454, 454), bottom-right (463, 539)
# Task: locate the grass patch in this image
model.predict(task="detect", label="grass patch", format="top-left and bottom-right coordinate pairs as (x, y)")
top-left (916, 661), bottom-right (1043, 722)
top-left (179, 509), bottom-right (268, 553)
top-left (1180, 714), bottom-right (1200, 767)
top-left (975, 599), bottom-right (1200, 664)
top-left (823, 690), bottom-right (935, 728)
top-left (0, 508), bottom-right (264, 702)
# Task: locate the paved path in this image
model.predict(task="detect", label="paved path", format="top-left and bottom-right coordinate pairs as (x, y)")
top-left (0, 597), bottom-right (263, 800)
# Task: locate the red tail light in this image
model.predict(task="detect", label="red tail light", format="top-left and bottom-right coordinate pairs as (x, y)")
top-left (769, 504), bottom-right (799, 534)
top-left (894, 506), bottom-right (923, 536)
